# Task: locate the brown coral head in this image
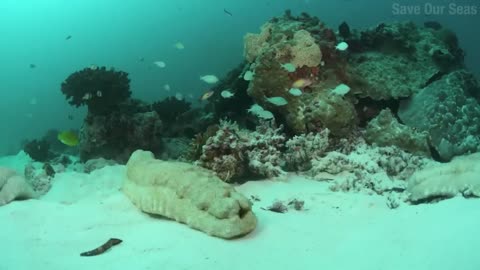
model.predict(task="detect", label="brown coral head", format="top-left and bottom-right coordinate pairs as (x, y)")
top-left (288, 66), bottom-right (320, 88)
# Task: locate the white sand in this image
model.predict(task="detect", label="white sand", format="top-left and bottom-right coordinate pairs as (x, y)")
top-left (1, 159), bottom-right (480, 270)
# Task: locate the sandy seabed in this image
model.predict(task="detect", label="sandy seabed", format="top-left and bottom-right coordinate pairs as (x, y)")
top-left (1, 154), bottom-right (480, 270)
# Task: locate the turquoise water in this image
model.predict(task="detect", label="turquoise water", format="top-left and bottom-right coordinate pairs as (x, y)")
top-left (1, 2), bottom-right (480, 269)
top-left (0, 0), bottom-right (478, 154)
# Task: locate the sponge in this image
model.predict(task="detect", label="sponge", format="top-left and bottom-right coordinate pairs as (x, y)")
top-left (123, 150), bottom-right (257, 239)
top-left (0, 167), bottom-right (36, 206)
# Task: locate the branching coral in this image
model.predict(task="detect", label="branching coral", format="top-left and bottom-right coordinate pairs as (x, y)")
top-left (309, 142), bottom-right (430, 195)
top-left (284, 129), bottom-right (330, 171)
top-left (61, 66), bottom-right (131, 115)
top-left (246, 122), bottom-right (286, 178)
top-left (196, 120), bottom-right (286, 181)
top-left (196, 120), bottom-right (248, 181)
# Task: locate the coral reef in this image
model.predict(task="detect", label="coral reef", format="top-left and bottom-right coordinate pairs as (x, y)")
top-left (151, 97), bottom-right (191, 126)
top-left (283, 129), bottom-right (330, 171)
top-left (303, 89), bottom-right (357, 136)
top-left (79, 108), bottom-right (163, 162)
top-left (61, 66), bottom-right (131, 115)
top-left (196, 120), bottom-right (286, 182)
top-left (24, 163), bottom-right (54, 195)
top-left (398, 70), bottom-right (480, 161)
top-left (204, 62), bottom-right (254, 125)
top-left (348, 21), bottom-right (464, 100)
top-left (23, 139), bottom-right (53, 162)
top-left (243, 11), bottom-right (347, 134)
top-left (83, 158), bottom-right (117, 173)
top-left (196, 120), bottom-right (249, 181)
top-left (158, 138), bottom-right (192, 160)
top-left (365, 108), bottom-right (430, 156)
top-left (246, 122), bottom-right (286, 178)
top-left (47, 13), bottom-right (480, 208)
top-left (123, 150), bottom-right (257, 239)
top-left (310, 142), bottom-right (429, 195)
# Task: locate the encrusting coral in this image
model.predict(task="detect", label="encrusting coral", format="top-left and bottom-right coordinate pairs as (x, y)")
top-left (79, 107), bottom-right (163, 162)
top-left (243, 11), bottom-right (348, 134)
top-left (348, 21), bottom-right (464, 100)
top-left (398, 70), bottom-right (480, 161)
top-left (365, 108), bottom-right (431, 156)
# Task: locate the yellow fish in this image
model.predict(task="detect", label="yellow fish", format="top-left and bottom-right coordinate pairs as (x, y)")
top-left (57, 130), bottom-right (79, 146)
top-left (200, 90), bottom-right (214, 101)
top-left (174, 42), bottom-right (185, 50)
top-left (292, 78), bottom-right (313, 89)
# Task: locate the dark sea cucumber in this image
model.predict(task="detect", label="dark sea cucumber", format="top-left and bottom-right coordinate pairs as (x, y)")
top-left (80, 238), bottom-right (123, 256)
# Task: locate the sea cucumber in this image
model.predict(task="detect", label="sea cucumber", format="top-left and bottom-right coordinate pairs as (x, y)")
top-left (80, 238), bottom-right (122, 256)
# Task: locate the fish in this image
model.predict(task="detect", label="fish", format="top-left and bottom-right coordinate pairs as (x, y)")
top-left (200, 75), bottom-right (219, 84)
top-left (65, 35), bottom-right (72, 40)
top-left (331, 83), bottom-right (351, 96)
top-left (335, 41), bottom-right (349, 51)
top-left (224, 8), bottom-right (233, 16)
top-left (292, 78), bottom-right (313, 89)
top-left (96, 90), bottom-right (102, 97)
top-left (174, 42), bottom-right (185, 50)
top-left (247, 104), bottom-right (274, 119)
top-left (153, 61), bottom-right (166, 68)
top-left (175, 93), bottom-right (184, 101)
top-left (138, 57), bottom-right (145, 62)
top-left (67, 114), bottom-right (74, 120)
top-left (29, 98), bottom-right (37, 105)
top-left (288, 88), bottom-right (302, 96)
top-left (266, 96), bottom-right (288, 106)
top-left (221, 89), bottom-right (234, 98)
top-left (281, 63), bottom-right (296, 72)
top-left (163, 84), bottom-right (171, 91)
top-left (200, 91), bottom-right (214, 100)
top-left (89, 64), bottom-right (98, 70)
top-left (58, 130), bottom-right (79, 147)
top-left (243, 70), bottom-right (254, 81)
top-left (82, 93), bottom-right (92, 100)
top-left (29, 64), bottom-right (36, 69)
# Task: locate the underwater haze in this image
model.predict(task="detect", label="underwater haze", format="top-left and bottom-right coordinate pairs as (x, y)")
top-left (2, 1), bottom-right (480, 269)
top-left (0, 0), bottom-right (479, 154)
